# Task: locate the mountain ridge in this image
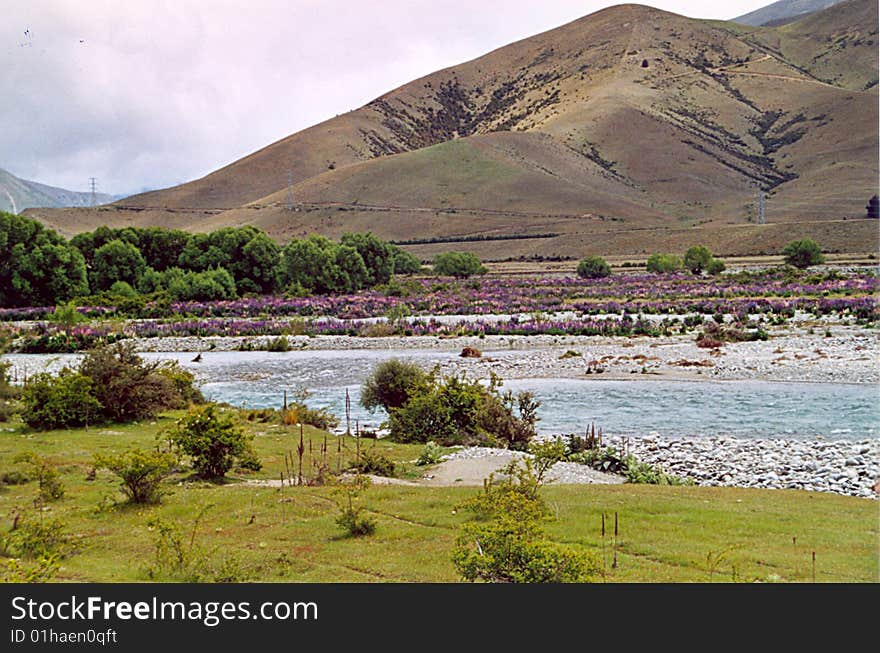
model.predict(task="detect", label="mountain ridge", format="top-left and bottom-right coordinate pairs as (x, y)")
top-left (24, 0), bottom-right (879, 258)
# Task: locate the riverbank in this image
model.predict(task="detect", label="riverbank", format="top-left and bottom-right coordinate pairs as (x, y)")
top-left (28, 323), bottom-right (875, 385)
top-left (422, 436), bottom-right (880, 498)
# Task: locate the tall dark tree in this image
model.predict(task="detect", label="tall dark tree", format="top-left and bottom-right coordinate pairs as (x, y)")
top-left (341, 232), bottom-right (395, 286)
top-left (867, 195), bottom-right (879, 219)
top-left (91, 239), bottom-right (147, 292)
top-left (0, 211), bottom-right (89, 307)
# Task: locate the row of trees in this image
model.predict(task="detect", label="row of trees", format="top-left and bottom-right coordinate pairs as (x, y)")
top-left (576, 239), bottom-right (826, 278)
top-left (0, 212), bottom-right (425, 307)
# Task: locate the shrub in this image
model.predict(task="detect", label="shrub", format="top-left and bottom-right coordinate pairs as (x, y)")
top-left (20, 370), bottom-right (102, 430)
top-left (360, 359), bottom-right (431, 412)
top-left (94, 449), bottom-right (179, 503)
top-left (0, 355), bottom-right (20, 423)
top-left (156, 361), bottom-right (205, 408)
top-left (783, 239), bottom-right (824, 269)
top-left (143, 505), bottom-right (251, 582)
top-left (352, 449), bottom-right (396, 477)
top-left (1, 555), bottom-right (60, 583)
top-left (109, 280), bottom-right (138, 298)
top-left (453, 461), bottom-right (599, 583)
top-left (576, 255), bottom-right (611, 279)
top-left (1, 512), bottom-right (69, 558)
top-left (391, 247), bottom-right (423, 275)
top-left (165, 404), bottom-right (258, 480)
top-left (646, 253), bottom-right (683, 273)
top-left (432, 251), bottom-right (487, 278)
top-left (13, 452), bottom-right (65, 501)
top-left (265, 336), bottom-right (290, 352)
top-left (79, 342), bottom-right (178, 423)
top-left (416, 441), bottom-right (444, 466)
top-left (683, 246), bottom-right (713, 274)
top-left (706, 258), bottom-right (726, 275)
top-left (335, 475), bottom-right (376, 537)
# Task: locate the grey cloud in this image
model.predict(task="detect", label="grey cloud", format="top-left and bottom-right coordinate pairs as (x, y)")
top-left (1, 0), bottom-right (770, 196)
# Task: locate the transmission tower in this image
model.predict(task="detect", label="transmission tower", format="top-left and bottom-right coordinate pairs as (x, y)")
top-left (757, 187), bottom-right (765, 225)
top-left (89, 177), bottom-right (97, 207)
top-left (286, 170), bottom-right (294, 211)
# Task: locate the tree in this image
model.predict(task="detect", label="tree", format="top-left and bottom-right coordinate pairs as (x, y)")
top-left (280, 235), bottom-right (334, 294)
top-left (361, 359), bottom-right (431, 412)
top-left (391, 247), bottom-right (422, 275)
top-left (684, 246), bottom-right (713, 274)
top-left (0, 212), bottom-right (89, 307)
top-left (166, 267), bottom-right (237, 301)
top-left (706, 258), bottom-right (726, 276)
top-left (782, 239), bottom-right (824, 269)
top-left (867, 195), bottom-right (879, 219)
top-left (331, 244), bottom-right (369, 293)
top-left (646, 253), bottom-right (683, 273)
top-left (576, 255), bottom-right (611, 279)
top-left (341, 232), bottom-right (395, 286)
top-left (239, 232), bottom-right (280, 294)
top-left (433, 251), bottom-right (487, 278)
top-left (165, 404), bottom-right (257, 480)
top-left (91, 239), bottom-right (146, 292)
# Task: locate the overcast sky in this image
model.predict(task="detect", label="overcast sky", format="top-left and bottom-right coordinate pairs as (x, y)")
top-left (3, 0), bottom-right (771, 196)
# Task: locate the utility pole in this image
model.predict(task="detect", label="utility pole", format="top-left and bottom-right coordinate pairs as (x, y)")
top-left (286, 170), bottom-right (294, 211)
top-left (89, 177), bottom-right (97, 207)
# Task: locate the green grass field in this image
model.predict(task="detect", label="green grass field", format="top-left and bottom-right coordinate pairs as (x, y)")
top-left (1, 413), bottom-right (877, 583)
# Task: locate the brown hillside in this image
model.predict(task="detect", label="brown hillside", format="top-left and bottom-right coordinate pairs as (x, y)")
top-left (27, 1), bottom-right (879, 257)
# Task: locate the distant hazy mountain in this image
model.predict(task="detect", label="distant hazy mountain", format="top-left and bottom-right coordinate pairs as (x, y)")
top-left (0, 168), bottom-right (121, 214)
top-left (733, 0), bottom-right (846, 26)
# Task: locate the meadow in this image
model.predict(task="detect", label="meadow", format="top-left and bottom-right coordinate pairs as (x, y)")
top-left (1, 412), bottom-right (876, 583)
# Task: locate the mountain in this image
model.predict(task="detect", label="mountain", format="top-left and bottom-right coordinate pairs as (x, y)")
top-left (1, 168), bottom-right (119, 214)
top-left (26, 1), bottom-right (879, 259)
top-left (733, 0), bottom-right (847, 27)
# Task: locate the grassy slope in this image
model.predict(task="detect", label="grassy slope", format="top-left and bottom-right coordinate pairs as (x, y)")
top-left (1, 414), bottom-right (876, 583)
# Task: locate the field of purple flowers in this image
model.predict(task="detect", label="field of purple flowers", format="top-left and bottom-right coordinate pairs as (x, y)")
top-left (4, 270), bottom-right (877, 353)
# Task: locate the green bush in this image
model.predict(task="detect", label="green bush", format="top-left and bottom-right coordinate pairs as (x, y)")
top-left (416, 441), bottom-right (444, 466)
top-left (1, 555), bottom-right (60, 583)
top-left (265, 336), bottom-right (290, 352)
top-left (706, 258), bottom-right (726, 275)
top-left (783, 239), bottom-right (825, 269)
top-left (13, 452), bottom-right (65, 501)
top-left (20, 370), bottom-right (102, 430)
top-left (453, 461), bottom-right (599, 583)
top-left (156, 361), bottom-right (205, 408)
top-left (352, 449), bottom-right (396, 477)
top-left (684, 246), bottom-right (713, 274)
top-left (391, 247), bottom-right (423, 275)
top-left (576, 255), bottom-right (611, 279)
top-left (94, 449), bottom-right (179, 503)
top-left (360, 359), bottom-right (432, 412)
top-left (1, 512), bottom-right (69, 559)
top-left (432, 251), bottom-right (487, 278)
top-left (646, 253), bottom-right (684, 273)
top-left (79, 342), bottom-right (178, 423)
top-left (165, 404), bottom-right (258, 480)
top-left (334, 475), bottom-right (376, 537)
